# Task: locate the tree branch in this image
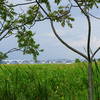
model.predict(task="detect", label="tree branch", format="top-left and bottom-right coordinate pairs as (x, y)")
top-left (91, 47), bottom-right (100, 59)
top-left (0, 29), bottom-right (12, 41)
top-left (6, 1), bottom-right (36, 7)
top-left (74, 1), bottom-right (94, 100)
top-left (88, 12), bottom-right (100, 20)
top-left (74, 0), bottom-right (92, 62)
top-left (5, 48), bottom-right (23, 55)
top-left (36, 0), bottom-right (88, 60)
top-left (86, 16), bottom-right (91, 62)
top-left (0, 21), bottom-right (5, 32)
top-left (50, 21), bottom-right (88, 60)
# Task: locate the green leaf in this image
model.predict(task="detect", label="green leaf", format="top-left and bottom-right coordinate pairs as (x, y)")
top-left (0, 52), bottom-right (8, 61)
top-left (55, 0), bottom-right (61, 5)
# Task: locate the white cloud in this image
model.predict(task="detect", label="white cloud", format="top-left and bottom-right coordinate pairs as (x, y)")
top-left (67, 36), bottom-right (100, 50)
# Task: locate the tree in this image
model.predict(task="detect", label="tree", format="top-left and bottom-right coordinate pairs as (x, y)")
top-left (0, 0), bottom-right (43, 61)
top-left (75, 58), bottom-right (81, 63)
top-left (1, 0), bottom-right (100, 100)
top-left (20, 0), bottom-right (99, 100)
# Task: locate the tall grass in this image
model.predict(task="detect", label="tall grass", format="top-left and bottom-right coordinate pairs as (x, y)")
top-left (0, 63), bottom-right (99, 100)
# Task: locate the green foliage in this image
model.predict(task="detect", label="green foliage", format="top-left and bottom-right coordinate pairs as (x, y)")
top-left (0, 1), bottom-right (16, 21)
top-left (18, 5), bottom-right (40, 25)
top-left (48, 5), bottom-right (74, 28)
top-left (16, 31), bottom-right (41, 61)
top-left (97, 58), bottom-right (100, 61)
top-left (0, 1), bottom-right (43, 61)
top-left (0, 52), bottom-right (8, 61)
top-left (78, 0), bottom-right (100, 10)
top-left (0, 64), bottom-right (99, 100)
top-left (75, 58), bottom-right (81, 63)
top-left (39, 0), bottom-right (51, 11)
top-left (55, 0), bottom-right (61, 5)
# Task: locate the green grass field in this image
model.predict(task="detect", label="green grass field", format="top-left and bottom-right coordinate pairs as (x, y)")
top-left (0, 63), bottom-right (100, 100)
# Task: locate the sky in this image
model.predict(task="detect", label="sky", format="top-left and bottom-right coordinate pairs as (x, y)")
top-left (0, 0), bottom-right (100, 61)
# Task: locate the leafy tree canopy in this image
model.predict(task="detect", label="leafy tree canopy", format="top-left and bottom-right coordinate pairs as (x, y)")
top-left (0, 0), bottom-right (100, 61)
top-left (0, 0), bottom-right (44, 61)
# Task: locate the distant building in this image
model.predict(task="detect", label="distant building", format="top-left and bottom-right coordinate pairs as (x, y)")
top-left (41, 61), bottom-right (45, 64)
top-left (0, 59), bottom-right (75, 64)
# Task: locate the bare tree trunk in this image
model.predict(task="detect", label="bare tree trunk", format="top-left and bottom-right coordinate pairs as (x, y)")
top-left (88, 62), bottom-right (93, 100)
